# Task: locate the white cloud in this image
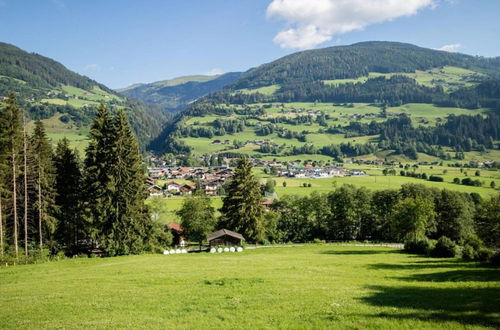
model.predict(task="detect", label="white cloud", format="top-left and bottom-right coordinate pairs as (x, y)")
top-left (436, 43), bottom-right (462, 52)
top-left (204, 68), bottom-right (224, 76)
top-left (267, 0), bottom-right (435, 49)
top-left (84, 64), bottom-right (101, 72)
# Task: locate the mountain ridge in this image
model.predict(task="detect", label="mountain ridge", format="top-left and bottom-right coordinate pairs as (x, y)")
top-left (0, 41), bottom-right (169, 147)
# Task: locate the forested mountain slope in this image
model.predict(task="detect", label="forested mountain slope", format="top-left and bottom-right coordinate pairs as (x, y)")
top-left (0, 42), bottom-right (168, 147)
top-left (232, 41), bottom-right (500, 89)
top-left (118, 72), bottom-right (242, 112)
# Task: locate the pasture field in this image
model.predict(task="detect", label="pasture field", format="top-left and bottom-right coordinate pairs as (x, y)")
top-left (323, 66), bottom-right (483, 92)
top-left (0, 245), bottom-right (498, 329)
top-left (26, 113), bottom-right (89, 154)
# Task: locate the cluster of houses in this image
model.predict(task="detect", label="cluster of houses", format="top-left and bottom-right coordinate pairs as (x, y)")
top-left (146, 166), bottom-right (233, 197)
top-left (276, 166), bottom-right (365, 178)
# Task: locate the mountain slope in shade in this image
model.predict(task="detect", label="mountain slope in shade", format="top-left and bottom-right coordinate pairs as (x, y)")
top-left (0, 41), bottom-right (168, 146)
top-left (118, 72), bottom-right (242, 112)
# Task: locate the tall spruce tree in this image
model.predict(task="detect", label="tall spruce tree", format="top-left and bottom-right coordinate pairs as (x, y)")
top-left (108, 109), bottom-right (152, 255)
top-left (53, 138), bottom-right (83, 254)
top-left (219, 157), bottom-right (264, 242)
top-left (22, 110), bottom-right (29, 261)
top-left (84, 103), bottom-right (116, 251)
top-left (0, 92), bottom-right (22, 262)
top-left (85, 105), bottom-right (156, 256)
top-left (30, 120), bottom-right (57, 251)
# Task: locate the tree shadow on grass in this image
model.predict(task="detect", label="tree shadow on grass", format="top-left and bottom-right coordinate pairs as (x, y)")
top-left (319, 249), bottom-right (402, 255)
top-left (362, 285), bottom-right (500, 328)
top-left (399, 269), bottom-right (500, 282)
top-left (368, 259), bottom-right (473, 270)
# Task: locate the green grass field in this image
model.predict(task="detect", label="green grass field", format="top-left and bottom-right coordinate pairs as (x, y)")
top-left (26, 113), bottom-right (89, 155)
top-left (0, 245), bottom-right (498, 329)
top-left (323, 66), bottom-right (483, 92)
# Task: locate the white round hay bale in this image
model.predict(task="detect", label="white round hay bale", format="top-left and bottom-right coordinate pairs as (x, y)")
top-left (229, 247), bottom-right (236, 252)
top-left (237, 247), bottom-right (243, 252)
top-left (175, 249), bottom-right (181, 254)
top-left (163, 250), bottom-right (170, 255)
top-left (210, 248), bottom-right (216, 253)
top-left (217, 247), bottom-right (223, 253)
top-left (169, 249), bottom-right (176, 254)
top-left (181, 249), bottom-right (187, 254)
top-left (223, 247), bottom-right (230, 252)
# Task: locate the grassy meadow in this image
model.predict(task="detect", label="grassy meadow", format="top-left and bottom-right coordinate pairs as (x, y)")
top-left (0, 245), bottom-right (498, 329)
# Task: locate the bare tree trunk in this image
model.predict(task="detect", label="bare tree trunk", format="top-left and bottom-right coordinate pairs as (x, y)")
top-left (12, 142), bottom-right (19, 263)
top-left (23, 111), bottom-right (28, 262)
top-left (0, 193), bottom-right (4, 257)
top-left (38, 167), bottom-right (42, 251)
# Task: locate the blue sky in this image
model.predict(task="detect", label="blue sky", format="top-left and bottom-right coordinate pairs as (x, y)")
top-left (0, 0), bottom-right (498, 88)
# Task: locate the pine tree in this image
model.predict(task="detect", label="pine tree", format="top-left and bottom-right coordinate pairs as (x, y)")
top-left (85, 106), bottom-right (157, 255)
top-left (30, 120), bottom-right (57, 251)
top-left (84, 104), bottom-right (116, 251)
top-left (53, 138), bottom-right (83, 255)
top-left (108, 109), bottom-right (153, 255)
top-left (219, 157), bottom-right (264, 242)
top-left (0, 92), bottom-right (22, 262)
top-left (22, 110), bottom-right (29, 261)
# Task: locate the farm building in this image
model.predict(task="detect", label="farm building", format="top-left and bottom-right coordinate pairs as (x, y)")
top-left (166, 222), bottom-right (185, 246)
top-left (147, 185), bottom-right (163, 197)
top-left (207, 229), bottom-right (244, 247)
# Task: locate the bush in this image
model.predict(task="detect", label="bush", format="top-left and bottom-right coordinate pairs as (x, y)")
top-left (404, 238), bottom-right (435, 255)
top-left (428, 175), bottom-right (444, 182)
top-left (490, 251), bottom-right (500, 266)
top-left (462, 245), bottom-right (477, 260)
top-left (431, 236), bottom-right (459, 258)
top-left (476, 247), bottom-right (494, 262)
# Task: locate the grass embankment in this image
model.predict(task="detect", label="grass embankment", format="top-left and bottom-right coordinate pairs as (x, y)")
top-left (0, 245), bottom-right (498, 329)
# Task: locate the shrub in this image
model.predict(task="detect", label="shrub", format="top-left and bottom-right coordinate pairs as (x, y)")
top-left (313, 238), bottom-right (326, 244)
top-left (490, 251), bottom-right (500, 266)
top-left (462, 245), bottom-right (477, 260)
top-left (476, 247), bottom-right (494, 262)
top-left (431, 236), bottom-right (459, 258)
top-left (428, 175), bottom-right (444, 182)
top-left (404, 238), bottom-right (435, 255)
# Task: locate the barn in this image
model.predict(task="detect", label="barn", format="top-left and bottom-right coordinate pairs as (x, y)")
top-left (207, 229), bottom-right (244, 247)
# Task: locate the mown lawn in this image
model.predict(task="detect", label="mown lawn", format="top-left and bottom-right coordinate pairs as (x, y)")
top-left (0, 245), bottom-right (498, 329)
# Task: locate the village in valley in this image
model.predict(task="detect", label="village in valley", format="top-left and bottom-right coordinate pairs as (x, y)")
top-left (145, 157), bottom-right (365, 198)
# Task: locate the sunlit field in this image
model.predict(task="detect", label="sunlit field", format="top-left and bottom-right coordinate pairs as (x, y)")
top-left (0, 245), bottom-right (498, 329)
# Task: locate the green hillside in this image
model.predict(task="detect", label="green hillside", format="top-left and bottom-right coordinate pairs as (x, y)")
top-left (118, 72), bottom-right (242, 112)
top-left (0, 42), bottom-right (169, 148)
top-left (150, 42), bottom-right (500, 165)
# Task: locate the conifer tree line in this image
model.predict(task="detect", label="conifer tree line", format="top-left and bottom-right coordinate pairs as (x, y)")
top-left (0, 92), bottom-right (169, 264)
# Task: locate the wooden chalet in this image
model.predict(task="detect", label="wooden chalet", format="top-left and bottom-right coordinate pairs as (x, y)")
top-left (207, 229), bottom-right (245, 247)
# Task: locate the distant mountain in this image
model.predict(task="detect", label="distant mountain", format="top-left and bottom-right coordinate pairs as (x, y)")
top-left (0, 42), bottom-right (168, 146)
top-left (118, 72), bottom-right (242, 112)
